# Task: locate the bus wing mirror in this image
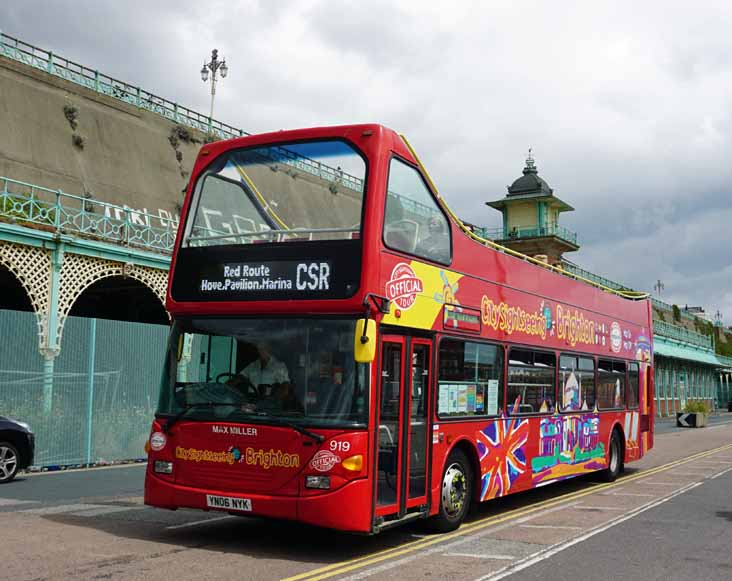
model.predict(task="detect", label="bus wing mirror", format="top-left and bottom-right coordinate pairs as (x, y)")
top-left (354, 319), bottom-right (376, 363)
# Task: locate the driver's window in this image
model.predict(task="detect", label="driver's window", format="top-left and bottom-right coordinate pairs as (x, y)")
top-left (383, 158), bottom-right (451, 264)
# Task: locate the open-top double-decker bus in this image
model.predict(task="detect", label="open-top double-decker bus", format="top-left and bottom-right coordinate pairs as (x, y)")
top-left (144, 124), bottom-right (654, 533)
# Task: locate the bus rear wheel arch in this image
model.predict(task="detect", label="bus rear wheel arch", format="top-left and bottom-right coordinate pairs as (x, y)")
top-left (599, 426), bottom-right (624, 482)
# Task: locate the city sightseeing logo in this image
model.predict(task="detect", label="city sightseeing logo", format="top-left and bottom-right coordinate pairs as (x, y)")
top-left (386, 263), bottom-right (424, 311)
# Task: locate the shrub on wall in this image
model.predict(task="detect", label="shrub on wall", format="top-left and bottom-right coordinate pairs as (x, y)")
top-left (683, 400), bottom-right (709, 414)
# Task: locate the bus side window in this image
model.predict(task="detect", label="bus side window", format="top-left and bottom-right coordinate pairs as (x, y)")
top-left (559, 354), bottom-right (596, 412)
top-left (507, 348), bottom-right (556, 414)
top-left (383, 158), bottom-right (451, 264)
top-left (598, 359), bottom-right (626, 409)
top-left (627, 362), bottom-right (640, 409)
top-left (436, 339), bottom-right (504, 418)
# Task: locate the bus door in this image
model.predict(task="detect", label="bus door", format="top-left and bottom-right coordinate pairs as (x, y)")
top-left (375, 335), bottom-right (432, 522)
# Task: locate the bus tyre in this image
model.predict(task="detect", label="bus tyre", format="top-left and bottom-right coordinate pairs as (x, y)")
top-left (429, 448), bottom-right (472, 533)
top-left (601, 430), bottom-right (623, 483)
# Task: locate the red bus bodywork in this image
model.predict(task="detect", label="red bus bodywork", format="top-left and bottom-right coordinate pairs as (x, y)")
top-left (145, 124), bottom-right (654, 533)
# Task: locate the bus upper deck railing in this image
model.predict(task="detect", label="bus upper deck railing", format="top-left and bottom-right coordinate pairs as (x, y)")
top-left (0, 176), bottom-right (176, 254)
top-left (0, 32), bottom-right (363, 194)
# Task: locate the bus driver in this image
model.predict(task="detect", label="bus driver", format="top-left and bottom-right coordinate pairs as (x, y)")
top-left (239, 340), bottom-right (290, 396)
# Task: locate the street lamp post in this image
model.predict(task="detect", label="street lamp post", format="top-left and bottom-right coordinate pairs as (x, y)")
top-left (653, 279), bottom-right (665, 298)
top-left (200, 48), bottom-right (228, 121)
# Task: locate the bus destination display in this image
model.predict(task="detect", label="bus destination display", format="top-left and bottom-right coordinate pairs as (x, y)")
top-left (199, 261), bottom-right (332, 294)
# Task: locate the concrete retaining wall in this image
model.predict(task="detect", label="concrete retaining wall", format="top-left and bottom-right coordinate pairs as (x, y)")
top-left (0, 54), bottom-right (200, 218)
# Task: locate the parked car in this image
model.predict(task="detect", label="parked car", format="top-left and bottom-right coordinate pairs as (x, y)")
top-left (0, 416), bottom-right (35, 483)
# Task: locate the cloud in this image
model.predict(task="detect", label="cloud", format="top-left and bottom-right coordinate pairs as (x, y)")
top-left (2, 0), bottom-right (732, 322)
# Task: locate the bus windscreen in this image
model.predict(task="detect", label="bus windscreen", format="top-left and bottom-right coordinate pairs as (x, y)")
top-left (183, 140), bottom-right (366, 247)
top-left (158, 318), bottom-right (368, 428)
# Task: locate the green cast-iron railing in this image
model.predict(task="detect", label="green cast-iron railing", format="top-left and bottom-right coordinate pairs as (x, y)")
top-left (653, 319), bottom-right (714, 351)
top-left (0, 176), bottom-right (176, 253)
top-left (481, 223), bottom-right (578, 246)
top-left (717, 354), bottom-right (732, 369)
top-left (0, 32), bottom-right (363, 194)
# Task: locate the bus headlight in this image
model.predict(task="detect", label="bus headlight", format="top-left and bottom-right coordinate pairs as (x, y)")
top-left (305, 475), bottom-right (331, 489)
top-left (341, 454), bottom-right (363, 472)
top-left (154, 460), bottom-right (174, 474)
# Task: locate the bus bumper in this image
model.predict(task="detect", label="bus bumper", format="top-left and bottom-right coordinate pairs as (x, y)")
top-left (145, 473), bottom-right (372, 532)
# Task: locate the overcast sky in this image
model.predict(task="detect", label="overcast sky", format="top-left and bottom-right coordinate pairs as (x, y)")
top-left (2, 1), bottom-right (731, 322)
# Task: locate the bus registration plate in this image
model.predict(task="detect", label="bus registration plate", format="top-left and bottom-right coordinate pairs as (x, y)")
top-left (206, 494), bottom-right (252, 512)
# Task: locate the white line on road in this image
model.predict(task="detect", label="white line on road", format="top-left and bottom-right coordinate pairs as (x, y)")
top-left (474, 480), bottom-right (704, 581)
top-left (707, 466), bottom-right (732, 480)
top-left (23, 463), bottom-right (146, 477)
top-left (19, 503), bottom-right (107, 515)
top-left (0, 498), bottom-right (39, 506)
top-left (165, 515), bottom-right (235, 530)
top-left (641, 481), bottom-right (686, 486)
top-left (444, 553), bottom-right (516, 560)
top-left (574, 505), bottom-right (628, 511)
top-left (519, 524), bottom-right (582, 530)
top-left (72, 505), bottom-right (148, 517)
top-left (336, 502), bottom-right (582, 581)
top-left (601, 492), bottom-right (655, 497)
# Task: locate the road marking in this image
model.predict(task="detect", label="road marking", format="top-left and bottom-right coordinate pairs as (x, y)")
top-left (574, 505), bottom-right (626, 511)
top-left (444, 552), bottom-right (515, 560)
top-left (19, 503), bottom-right (107, 515)
top-left (641, 481), bottom-right (685, 486)
top-left (282, 442), bottom-right (732, 581)
top-left (512, 502), bottom-right (581, 524)
top-left (473, 481), bottom-right (704, 581)
top-left (0, 498), bottom-right (39, 506)
top-left (519, 524), bottom-right (582, 530)
top-left (23, 463), bottom-right (146, 477)
top-left (707, 466), bottom-right (732, 480)
top-left (165, 515), bottom-right (235, 530)
top-left (601, 492), bottom-right (655, 497)
top-left (72, 505), bottom-right (148, 517)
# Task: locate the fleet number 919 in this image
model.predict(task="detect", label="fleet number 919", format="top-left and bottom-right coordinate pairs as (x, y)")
top-left (330, 440), bottom-right (350, 452)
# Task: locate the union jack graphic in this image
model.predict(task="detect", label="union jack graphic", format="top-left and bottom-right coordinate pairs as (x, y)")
top-left (476, 398), bottom-right (529, 501)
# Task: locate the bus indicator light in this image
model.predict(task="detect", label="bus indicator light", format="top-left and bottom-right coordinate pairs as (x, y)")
top-left (341, 455), bottom-right (364, 472)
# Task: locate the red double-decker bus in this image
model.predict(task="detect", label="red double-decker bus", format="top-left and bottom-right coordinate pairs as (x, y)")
top-left (144, 124), bottom-right (654, 533)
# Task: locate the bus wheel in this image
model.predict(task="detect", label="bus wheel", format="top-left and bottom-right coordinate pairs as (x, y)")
top-left (428, 448), bottom-right (472, 533)
top-left (600, 430), bottom-right (622, 482)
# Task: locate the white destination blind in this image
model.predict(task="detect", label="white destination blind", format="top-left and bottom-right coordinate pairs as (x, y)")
top-left (199, 260), bottom-right (332, 294)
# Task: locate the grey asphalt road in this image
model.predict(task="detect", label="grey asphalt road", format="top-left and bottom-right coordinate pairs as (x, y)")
top-left (1, 425), bottom-right (731, 580)
top-left (511, 469), bottom-right (732, 581)
top-left (0, 463), bottom-right (146, 505)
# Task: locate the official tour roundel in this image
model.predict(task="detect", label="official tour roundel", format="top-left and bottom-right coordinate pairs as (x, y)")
top-left (309, 450), bottom-right (341, 472)
top-left (386, 263), bottom-right (424, 311)
top-left (610, 322), bottom-right (622, 353)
